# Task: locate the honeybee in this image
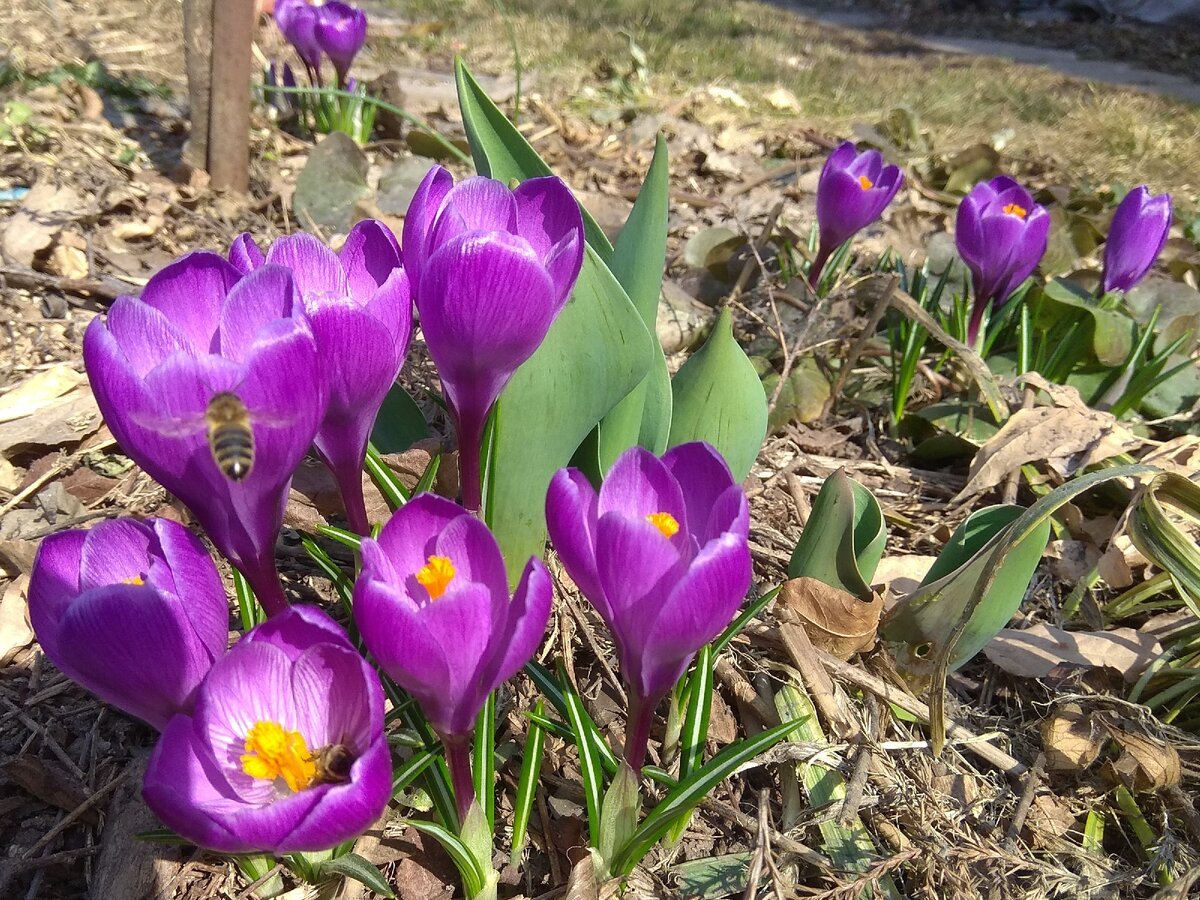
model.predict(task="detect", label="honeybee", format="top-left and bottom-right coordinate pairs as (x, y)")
top-left (205, 392), bottom-right (254, 481)
top-left (309, 743), bottom-right (355, 786)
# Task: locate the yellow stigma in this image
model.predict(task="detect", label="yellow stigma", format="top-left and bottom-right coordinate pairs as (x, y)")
top-left (857, 175), bottom-right (874, 190)
top-left (415, 555), bottom-right (456, 599)
top-left (646, 512), bottom-right (680, 538)
top-left (123, 575), bottom-right (144, 585)
top-left (241, 721), bottom-right (316, 792)
top-left (1002, 202), bottom-right (1028, 219)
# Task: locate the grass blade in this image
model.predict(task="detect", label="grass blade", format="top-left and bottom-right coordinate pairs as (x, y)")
top-left (473, 692), bottom-right (496, 832)
top-left (511, 700), bottom-right (547, 864)
top-left (559, 662), bottom-right (605, 844)
top-left (405, 820), bottom-right (486, 896)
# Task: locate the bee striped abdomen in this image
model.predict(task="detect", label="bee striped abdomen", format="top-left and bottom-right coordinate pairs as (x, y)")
top-left (205, 392), bottom-right (254, 481)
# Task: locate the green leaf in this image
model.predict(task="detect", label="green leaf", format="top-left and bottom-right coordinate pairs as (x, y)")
top-left (712, 586), bottom-right (780, 657)
top-left (370, 383), bottom-right (428, 453)
top-left (596, 763), bottom-right (641, 878)
top-left (454, 58), bottom-right (612, 257)
top-left (1129, 472), bottom-right (1200, 615)
top-left (665, 644), bottom-right (714, 845)
top-left (392, 748), bottom-right (439, 795)
top-left (318, 853), bottom-right (396, 898)
top-left (560, 662), bottom-right (605, 845)
top-left (233, 569), bottom-right (264, 630)
top-left (611, 718), bottom-right (799, 875)
top-left (300, 535), bottom-right (354, 612)
top-left (667, 307), bottom-right (767, 482)
top-left (315, 523), bottom-right (362, 550)
top-left (485, 246), bottom-right (655, 581)
top-left (882, 503), bottom-right (1048, 673)
top-left (405, 820), bottom-right (485, 897)
top-left (597, 133), bottom-right (672, 470)
top-left (365, 443), bottom-right (410, 508)
top-left (788, 470), bottom-right (886, 600)
top-left (511, 700), bottom-right (547, 864)
top-left (524, 662), bottom-right (619, 774)
top-left (1039, 278), bottom-right (1134, 366)
top-left (472, 692), bottom-right (496, 833)
top-left (669, 853), bottom-right (755, 900)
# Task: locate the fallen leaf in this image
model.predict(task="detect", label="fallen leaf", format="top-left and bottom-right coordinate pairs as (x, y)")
top-left (47, 242), bottom-right (88, 279)
top-left (1045, 540), bottom-right (1100, 581)
top-left (1097, 544), bottom-right (1134, 589)
top-left (0, 576), bottom-right (33, 665)
top-left (0, 384), bottom-right (102, 458)
top-left (1040, 703), bottom-right (1104, 772)
top-left (954, 404), bottom-right (1141, 501)
top-left (0, 364), bottom-right (85, 423)
top-left (3, 756), bottom-right (99, 823)
top-left (1, 182), bottom-right (89, 267)
top-left (777, 576), bottom-right (882, 659)
top-left (1140, 434), bottom-right (1200, 477)
top-left (1102, 723), bottom-right (1181, 793)
top-left (871, 554), bottom-right (937, 602)
top-left (984, 624), bottom-right (1161, 682)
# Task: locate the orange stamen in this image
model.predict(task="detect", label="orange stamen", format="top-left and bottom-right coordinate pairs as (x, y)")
top-left (241, 721), bottom-right (316, 792)
top-left (1002, 203), bottom-right (1028, 219)
top-left (415, 555), bottom-right (456, 599)
top-left (646, 512), bottom-right (680, 538)
top-left (858, 175), bottom-right (874, 190)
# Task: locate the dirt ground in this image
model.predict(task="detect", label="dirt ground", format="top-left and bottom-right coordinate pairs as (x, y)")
top-left (2, 0), bottom-right (1200, 898)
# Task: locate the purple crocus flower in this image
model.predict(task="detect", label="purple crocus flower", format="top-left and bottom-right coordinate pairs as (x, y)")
top-left (314, 1), bottom-right (367, 88)
top-left (546, 442), bottom-right (751, 773)
top-left (955, 175), bottom-right (1050, 346)
top-left (354, 493), bottom-right (552, 819)
top-left (28, 518), bottom-right (228, 731)
top-left (1102, 185), bottom-right (1172, 294)
top-left (83, 253), bottom-right (327, 616)
top-left (274, 0), bottom-right (323, 77)
top-left (143, 605), bottom-right (390, 853)
top-left (403, 166), bottom-right (585, 513)
top-left (810, 141), bottom-right (904, 286)
top-left (229, 222), bottom-right (413, 536)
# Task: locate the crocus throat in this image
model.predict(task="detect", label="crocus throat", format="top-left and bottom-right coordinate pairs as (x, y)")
top-left (241, 721), bottom-right (316, 793)
top-left (1002, 203), bottom-right (1028, 219)
top-left (122, 575), bottom-right (145, 585)
top-left (646, 512), bottom-right (680, 539)
top-left (415, 555), bottom-right (456, 599)
top-left (857, 175), bottom-right (874, 190)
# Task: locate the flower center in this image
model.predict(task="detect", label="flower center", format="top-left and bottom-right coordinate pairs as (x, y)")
top-left (123, 575), bottom-right (145, 585)
top-left (857, 175), bottom-right (874, 190)
top-left (646, 512), bottom-right (680, 538)
top-left (415, 555), bottom-right (456, 599)
top-left (1002, 203), bottom-right (1028, 219)
top-left (241, 721), bottom-right (316, 793)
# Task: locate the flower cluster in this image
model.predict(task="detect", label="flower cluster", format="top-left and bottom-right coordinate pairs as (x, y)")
top-left (275, 0), bottom-right (367, 88)
top-left (38, 164), bottom-right (759, 863)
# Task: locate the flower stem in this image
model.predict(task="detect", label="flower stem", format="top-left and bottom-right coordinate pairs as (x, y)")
top-left (452, 401), bottom-right (488, 516)
top-left (808, 244), bottom-right (832, 292)
top-left (444, 737), bottom-right (476, 825)
top-left (623, 693), bottom-right (656, 776)
top-left (326, 452), bottom-right (371, 536)
top-left (240, 554), bottom-right (288, 618)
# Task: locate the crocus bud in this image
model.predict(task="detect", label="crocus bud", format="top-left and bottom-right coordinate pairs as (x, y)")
top-left (403, 165), bottom-right (585, 512)
top-left (275, 0), bottom-right (323, 76)
top-left (229, 223), bottom-right (412, 536)
top-left (315, 1), bottom-right (367, 88)
top-left (546, 442), bottom-right (751, 772)
top-left (1102, 185), bottom-right (1171, 294)
top-left (83, 252), bottom-right (327, 616)
top-left (811, 141), bottom-right (903, 286)
top-left (354, 493), bottom-right (552, 818)
top-left (28, 518), bottom-right (228, 730)
top-left (143, 606), bottom-right (390, 853)
top-left (955, 175), bottom-right (1050, 346)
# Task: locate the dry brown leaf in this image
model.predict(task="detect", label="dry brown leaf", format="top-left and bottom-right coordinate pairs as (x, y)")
top-left (0, 364), bottom-right (85, 423)
top-left (3, 755), bottom-right (98, 822)
top-left (984, 624), bottom-right (1161, 682)
top-left (1098, 544), bottom-right (1134, 589)
top-left (0, 576), bottom-right (33, 665)
top-left (1041, 703), bottom-right (1104, 772)
top-left (1045, 539), bottom-right (1101, 581)
top-left (777, 576), bottom-right (882, 659)
top-left (47, 242), bottom-right (89, 279)
top-left (764, 85), bottom-right (802, 111)
top-left (0, 456), bottom-right (21, 493)
top-left (0, 384), bottom-right (102, 458)
top-left (1103, 723), bottom-right (1181, 792)
top-left (871, 554), bottom-right (936, 603)
top-left (1140, 435), bottom-right (1200, 477)
top-left (953, 402), bottom-right (1141, 501)
top-left (0, 182), bottom-right (89, 267)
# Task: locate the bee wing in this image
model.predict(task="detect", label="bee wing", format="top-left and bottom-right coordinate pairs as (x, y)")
top-left (130, 408), bottom-right (208, 438)
top-left (249, 408), bottom-right (301, 431)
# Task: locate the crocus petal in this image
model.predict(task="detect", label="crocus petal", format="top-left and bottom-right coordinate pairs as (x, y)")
top-left (104, 298), bottom-right (195, 377)
top-left (229, 234), bottom-right (265, 274)
top-left (662, 442), bottom-right (739, 542)
top-left (598, 447), bottom-right (688, 535)
top-left (340, 218), bottom-right (402, 305)
top-left (26, 530), bottom-right (85, 662)
top-left (474, 557), bottom-right (553, 703)
top-left (217, 264), bottom-right (301, 364)
top-left (370, 493), bottom-right (464, 581)
top-left (314, 0), bottom-right (367, 85)
top-left (428, 177), bottom-right (519, 250)
top-left (402, 165), bottom-right (453, 290)
top-left (265, 233), bottom-right (348, 306)
top-left (513, 176), bottom-right (585, 301)
top-left (418, 230), bottom-right (557, 417)
top-left (245, 604), bottom-right (355, 657)
top-left (78, 518), bottom-right (153, 589)
top-left (289, 642), bottom-right (377, 749)
top-left (138, 251), bottom-right (242, 353)
top-left (594, 514), bottom-right (684, 645)
top-left (55, 583), bottom-right (220, 729)
top-left (153, 519), bottom-right (230, 660)
top-left (545, 468), bottom-right (604, 610)
top-left (1102, 186), bottom-right (1172, 294)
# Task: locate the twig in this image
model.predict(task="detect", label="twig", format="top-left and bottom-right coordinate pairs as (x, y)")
top-left (821, 275), bottom-right (896, 419)
top-left (1004, 752), bottom-right (1045, 849)
top-left (730, 201), bottom-right (785, 303)
top-left (777, 623), bottom-right (861, 741)
top-left (21, 771), bottom-right (127, 859)
top-left (0, 266), bottom-right (135, 302)
top-left (715, 657), bottom-right (779, 727)
top-left (838, 743), bottom-right (875, 828)
top-left (813, 650), bottom-right (1027, 777)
